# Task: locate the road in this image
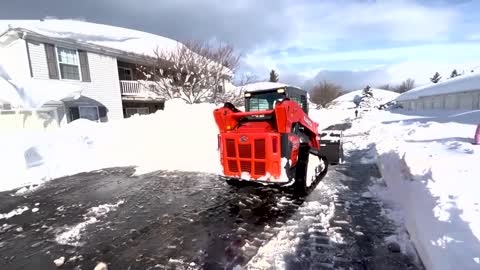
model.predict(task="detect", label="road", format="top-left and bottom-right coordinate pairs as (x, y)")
top-left (0, 124), bottom-right (423, 270)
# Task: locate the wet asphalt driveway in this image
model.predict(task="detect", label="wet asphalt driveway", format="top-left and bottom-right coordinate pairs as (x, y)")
top-left (0, 123), bottom-right (423, 270)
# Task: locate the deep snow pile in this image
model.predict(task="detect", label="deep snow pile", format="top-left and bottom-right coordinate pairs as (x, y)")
top-left (0, 64), bottom-right (82, 109)
top-left (0, 97), bottom-right (347, 193)
top-left (345, 109), bottom-right (480, 270)
top-left (0, 99), bottom-right (221, 192)
top-left (328, 88), bottom-right (399, 110)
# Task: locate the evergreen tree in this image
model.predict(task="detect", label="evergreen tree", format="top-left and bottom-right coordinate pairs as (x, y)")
top-left (362, 85), bottom-right (373, 98)
top-left (450, 69), bottom-right (458, 78)
top-left (269, 69), bottom-right (279, 82)
top-left (430, 72), bottom-right (441, 83)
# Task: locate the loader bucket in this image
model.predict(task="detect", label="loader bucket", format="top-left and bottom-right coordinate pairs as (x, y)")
top-left (319, 130), bottom-right (344, 165)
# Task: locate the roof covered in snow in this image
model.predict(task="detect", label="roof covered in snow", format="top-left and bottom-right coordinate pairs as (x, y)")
top-left (396, 72), bottom-right (480, 101)
top-left (0, 19), bottom-right (232, 75)
top-left (237, 82), bottom-right (299, 93)
top-left (0, 19), bottom-right (181, 59)
top-left (329, 88), bottom-right (399, 109)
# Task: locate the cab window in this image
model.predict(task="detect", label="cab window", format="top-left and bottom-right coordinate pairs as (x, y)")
top-left (246, 92), bottom-right (284, 112)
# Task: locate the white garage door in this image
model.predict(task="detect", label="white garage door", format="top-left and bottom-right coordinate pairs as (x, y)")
top-left (459, 94), bottom-right (473, 110)
top-left (445, 95), bottom-right (457, 109)
top-left (433, 96), bottom-right (443, 109)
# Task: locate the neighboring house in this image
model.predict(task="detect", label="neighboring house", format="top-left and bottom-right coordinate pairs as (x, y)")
top-left (0, 19), bottom-right (232, 127)
top-left (396, 72), bottom-right (480, 111)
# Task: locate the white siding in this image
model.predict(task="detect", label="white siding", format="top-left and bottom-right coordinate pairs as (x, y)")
top-left (27, 40), bottom-right (49, 79)
top-left (27, 41), bottom-right (123, 121)
top-left (0, 38), bottom-right (30, 79)
top-left (71, 52), bottom-right (123, 121)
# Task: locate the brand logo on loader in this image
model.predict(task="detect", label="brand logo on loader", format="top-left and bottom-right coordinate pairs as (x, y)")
top-left (304, 116), bottom-right (312, 127)
top-left (240, 135), bottom-right (248, 142)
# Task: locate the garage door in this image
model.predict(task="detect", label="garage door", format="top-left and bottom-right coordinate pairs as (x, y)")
top-left (433, 96), bottom-right (443, 109)
top-left (459, 94), bottom-right (473, 110)
top-left (445, 95), bottom-right (457, 109)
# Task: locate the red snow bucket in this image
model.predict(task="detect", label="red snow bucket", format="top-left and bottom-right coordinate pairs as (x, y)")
top-left (474, 124), bottom-right (480, 145)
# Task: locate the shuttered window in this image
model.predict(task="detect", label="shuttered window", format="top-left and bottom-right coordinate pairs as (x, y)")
top-left (78, 50), bottom-right (91, 82)
top-left (57, 47), bottom-right (81, 80)
top-left (44, 43), bottom-right (59, 79)
top-left (45, 44), bottom-right (91, 82)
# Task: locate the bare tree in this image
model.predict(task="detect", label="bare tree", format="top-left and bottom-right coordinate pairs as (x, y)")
top-left (137, 40), bottom-right (240, 104)
top-left (309, 80), bottom-right (344, 107)
top-left (377, 84), bottom-right (392, 91)
top-left (215, 73), bottom-right (260, 107)
top-left (378, 78), bottom-right (416, 93)
top-left (393, 78), bottom-right (415, 93)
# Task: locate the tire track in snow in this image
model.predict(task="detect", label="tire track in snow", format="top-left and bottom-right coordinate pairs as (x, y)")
top-left (245, 131), bottom-right (423, 270)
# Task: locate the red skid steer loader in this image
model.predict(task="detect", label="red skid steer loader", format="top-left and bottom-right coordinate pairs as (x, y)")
top-left (213, 84), bottom-right (343, 196)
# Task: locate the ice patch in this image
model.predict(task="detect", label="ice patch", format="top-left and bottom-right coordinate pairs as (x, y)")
top-left (55, 200), bottom-right (125, 246)
top-left (0, 206), bottom-right (29, 220)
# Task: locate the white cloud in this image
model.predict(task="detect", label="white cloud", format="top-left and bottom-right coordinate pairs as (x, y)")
top-left (265, 42), bottom-right (480, 65)
top-left (468, 33), bottom-right (480, 40)
top-left (298, 60), bottom-right (479, 91)
top-left (282, 0), bottom-right (459, 49)
top-left (240, 0), bottom-right (463, 80)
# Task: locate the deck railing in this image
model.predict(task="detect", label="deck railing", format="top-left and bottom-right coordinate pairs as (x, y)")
top-left (120, 80), bottom-right (158, 97)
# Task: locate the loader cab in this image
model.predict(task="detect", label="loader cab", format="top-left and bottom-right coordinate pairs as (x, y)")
top-left (244, 86), bottom-right (309, 114)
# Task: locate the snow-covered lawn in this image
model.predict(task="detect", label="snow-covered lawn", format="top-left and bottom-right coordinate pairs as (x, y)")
top-left (328, 88), bottom-right (399, 110)
top-left (346, 109), bottom-right (480, 270)
top-left (0, 97), bottom-right (354, 193)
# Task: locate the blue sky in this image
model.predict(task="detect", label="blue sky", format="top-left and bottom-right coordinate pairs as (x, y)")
top-left (240, 0), bottom-right (480, 88)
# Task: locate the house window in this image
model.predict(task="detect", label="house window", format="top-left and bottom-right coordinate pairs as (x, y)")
top-left (79, 106), bottom-right (100, 122)
top-left (118, 67), bottom-right (133, 81)
top-left (125, 107), bottom-right (149, 117)
top-left (57, 47), bottom-right (81, 80)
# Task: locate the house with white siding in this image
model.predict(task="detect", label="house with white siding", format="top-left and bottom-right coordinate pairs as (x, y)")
top-left (0, 19), bottom-right (233, 127)
top-left (396, 72), bottom-right (480, 111)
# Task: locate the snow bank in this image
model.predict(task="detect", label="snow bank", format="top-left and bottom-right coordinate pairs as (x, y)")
top-left (0, 64), bottom-right (82, 109)
top-left (0, 99), bottom-right (222, 192)
top-left (345, 109), bottom-right (480, 270)
top-left (309, 108), bottom-right (352, 130)
top-left (328, 88), bottom-right (399, 109)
